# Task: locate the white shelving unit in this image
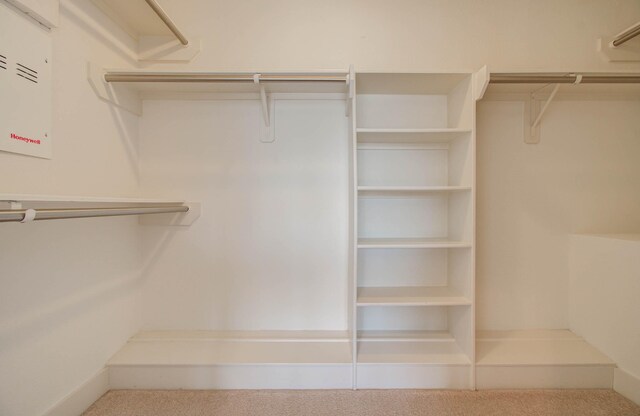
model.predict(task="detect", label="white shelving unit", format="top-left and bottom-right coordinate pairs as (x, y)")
top-left (351, 71), bottom-right (487, 389)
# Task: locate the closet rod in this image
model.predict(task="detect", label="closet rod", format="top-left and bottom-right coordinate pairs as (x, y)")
top-left (104, 73), bottom-right (348, 83)
top-left (490, 73), bottom-right (640, 84)
top-left (145, 0), bottom-right (189, 46)
top-left (0, 205), bottom-right (189, 223)
top-left (612, 22), bottom-right (640, 47)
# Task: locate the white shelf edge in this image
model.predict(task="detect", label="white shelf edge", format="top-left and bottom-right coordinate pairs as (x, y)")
top-left (357, 330), bottom-right (455, 342)
top-left (358, 186), bottom-right (472, 194)
top-left (356, 128), bottom-right (472, 134)
top-left (357, 238), bottom-right (472, 249)
top-left (0, 193), bottom-right (185, 205)
top-left (132, 330), bottom-right (350, 343)
top-left (356, 286), bottom-right (472, 307)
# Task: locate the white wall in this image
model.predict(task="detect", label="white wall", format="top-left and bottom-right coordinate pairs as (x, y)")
top-left (152, 0), bottom-right (640, 73)
top-left (476, 100), bottom-right (640, 330)
top-left (569, 234), bottom-right (640, 404)
top-left (139, 98), bottom-right (349, 330)
top-left (0, 1), bottom-right (142, 415)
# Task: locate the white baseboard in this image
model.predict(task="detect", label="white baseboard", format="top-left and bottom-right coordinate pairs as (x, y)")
top-left (357, 365), bottom-right (471, 389)
top-left (41, 368), bottom-right (109, 416)
top-left (614, 368), bottom-right (640, 405)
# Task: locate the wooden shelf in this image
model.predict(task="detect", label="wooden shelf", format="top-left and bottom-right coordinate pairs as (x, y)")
top-left (132, 330), bottom-right (349, 342)
top-left (358, 186), bottom-right (471, 197)
top-left (101, 70), bottom-right (349, 95)
top-left (357, 340), bottom-right (470, 365)
top-left (358, 238), bottom-right (472, 249)
top-left (357, 128), bottom-right (471, 134)
top-left (109, 331), bottom-right (352, 366)
top-left (357, 286), bottom-right (471, 306)
top-left (358, 330), bottom-right (454, 342)
top-left (0, 193), bottom-right (184, 205)
top-left (92, 0), bottom-right (181, 39)
top-left (357, 128), bottom-right (471, 144)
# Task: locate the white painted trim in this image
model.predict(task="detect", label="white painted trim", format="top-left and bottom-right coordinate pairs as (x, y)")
top-left (476, 365), bottom-right (614, 389)
top-left (41, 368), bottom-right (109, 416)
top-left (614, 368), bottom-right (640, 405)
top-left (110, 365), bottom-right (352, 389)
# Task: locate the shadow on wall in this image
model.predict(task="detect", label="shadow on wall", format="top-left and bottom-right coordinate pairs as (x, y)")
top-left (0, 216), bottom-right (186, 352)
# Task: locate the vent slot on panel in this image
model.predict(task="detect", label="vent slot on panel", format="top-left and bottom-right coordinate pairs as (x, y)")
top-left (0, 54), bottom-right (6, 70)
top-left (16, 62), bottom-right (37, 83)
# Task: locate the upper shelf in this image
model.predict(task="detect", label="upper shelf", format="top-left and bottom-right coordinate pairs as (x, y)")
top-left (357, 128), bottom-right (472, 144)
top-left (484, 74), bottom-right (640, 100)
top-left (88, 66), bottom-right (353, 116)
top-left (91, 0), bottom-right (188, 44)
top-left (102, 70), bottom-right (351, 95)
top-left (0, 193), bottom-right (184, 206)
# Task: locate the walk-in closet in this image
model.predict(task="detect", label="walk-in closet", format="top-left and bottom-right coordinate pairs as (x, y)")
top-left (1, 1), bottom-right (640, 415)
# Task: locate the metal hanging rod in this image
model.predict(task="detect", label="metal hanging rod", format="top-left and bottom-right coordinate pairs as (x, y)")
top-left (612, 22), bottom-right (640, 47)
top-left (104, 73), bottom-right (349, 83)
top-left (490, 73), bottom-right (640, 84)
top-left (145, 0), bottom-right (189, 46)
top-left (0, 205), bottom-right (189, 223)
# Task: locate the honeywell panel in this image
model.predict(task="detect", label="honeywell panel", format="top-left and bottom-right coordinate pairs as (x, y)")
top-left (0, 2), bottom-right (52, 159)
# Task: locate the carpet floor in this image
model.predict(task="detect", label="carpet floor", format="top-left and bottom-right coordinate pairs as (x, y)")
top-left (83, 389), bottom-right (640, 416)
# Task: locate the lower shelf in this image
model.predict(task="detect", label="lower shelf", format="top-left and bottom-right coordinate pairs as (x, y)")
top-left (110, 331), bottom-right (351, 366)
top-left (357, 339), bottom-right (470, 365)
top-left (476, 330), bottom-right (616, 389)
top-left (357, 286), bottom-right (471, 306)
top-left (108, 330), bottom-right (352, 389)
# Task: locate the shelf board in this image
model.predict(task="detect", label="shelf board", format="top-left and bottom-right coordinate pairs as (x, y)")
top-left (358, 186), bottom-right (471, 197)
top-left (132, 330), bottom-right (349, 343)
top-left (102, 70), bottom-right (349, 95)
top-left (357, 128), bottom-right (471, 134)
top-left (357, 340), bottom-right (470, 365)
top-left (0, 193), bottom-right (184, 206)
top-left (356, 128), bottom-right (471, 144)
top-left (357, 286), bottom-right (471, 306)
top-left (358, 238), bottom-right (472, 249)
top-left (91, 0), bottom-right (177, 38)
top-left (358, 330), bottom-right (453, 342)
top-left (109, 331), bottom-right (352, 366)
top-left (476, 330), bottom-right (615, 367)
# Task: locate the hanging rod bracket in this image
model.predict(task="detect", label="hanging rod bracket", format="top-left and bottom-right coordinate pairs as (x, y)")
top-left (597, 22), bottom-right (640, 62)
top-left (139, 202), bottom-right (201, 226)
top-left (254, 74), bottom-right (270, 127)
top-left (526, 83), bottom-right (561, 144)
top-left (346, 64), bottom-right (355, 117)
top-left (254, 74), bottom-right (276, 143)
top-left (87, 62), bottom-right (142, 116)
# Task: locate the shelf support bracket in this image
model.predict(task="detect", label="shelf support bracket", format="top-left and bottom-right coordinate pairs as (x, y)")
top-left (254, 74), bottom-right (275, 143)
top-left (346, 64), bottom-right (355, 117)
top-left (254, 74), bottom-right (270, 127)
top-left (87, 62), bottom-right (142, 116)
top-left (526, 82), bottom-right (561, 144)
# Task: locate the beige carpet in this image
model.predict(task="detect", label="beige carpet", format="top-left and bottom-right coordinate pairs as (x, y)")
top-left (83, 389), bottom-right (640, 416)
